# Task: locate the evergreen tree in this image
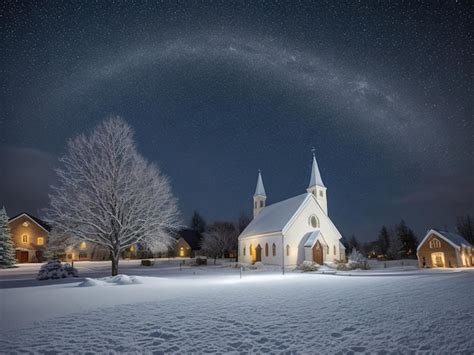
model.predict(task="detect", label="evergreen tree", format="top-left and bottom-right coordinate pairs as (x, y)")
top-left (0, 207), bottom-right (16, 267)
top-left (387, 227), bottom-right (403, 260)
top-left (396, 220), bottom-right (417, 258)
top-left (456, 215), bottom-right (474, 244)
top-left (377, 226), bottom-right (391, 256)
top-left (347, 235), bottom-right (360, 252)
top-left (190, 211), bottom-right (206, 234)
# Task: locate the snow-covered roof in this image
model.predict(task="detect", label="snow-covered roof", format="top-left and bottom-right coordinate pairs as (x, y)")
top-left (254, 171), bottom-right (266, 197)
top-left (240, 193), bottom-right (307, 238)
top-left (308, 155), bottom-right (325, 188)
top-left (417, 229), bottom-right (472, 251)
top-left (303, 229), bottom-right (327, 248)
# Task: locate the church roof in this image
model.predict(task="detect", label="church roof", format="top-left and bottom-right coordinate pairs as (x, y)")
top-left (308, 155), bottom-right (325, 188)
top-left (254, 171), bottom-right (266, 197)
top-left (240, 193), bottom-right (307, 238)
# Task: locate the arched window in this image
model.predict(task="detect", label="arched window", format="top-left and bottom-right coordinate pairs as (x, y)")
top-left (333, 245), bottom-right (336, 255)
top-left (21, 234), bottom-right (28, 244)
top-left (429, 239), bottom-right (441, 249)
top-left (265, 243), bottom-right (269, 257)
top-left (254, 201), bottom-right (257, 209)
top-left (326, 246), bottom-right (329, 254)
top-left (272, 243), bottom-right (276, 256)
top-left (309, 215), bottom-right (319, 228)
top-left (243, 246), bottom-right (246, 256)
top-left (260, 200), bottom-right (264, 207)
top-left (286, 244), bottom-right (290, 257)
top-left (319, 190), bottom-right (324, 197)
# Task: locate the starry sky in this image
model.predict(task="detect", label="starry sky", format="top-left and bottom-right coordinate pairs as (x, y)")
top-left (0, 1), bottom-right (472, 241)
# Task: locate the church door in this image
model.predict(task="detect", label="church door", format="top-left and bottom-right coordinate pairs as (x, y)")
top-left (312, 241), bottom-right (323, 265)
top-left (255, 245), bottom-right (262, 263)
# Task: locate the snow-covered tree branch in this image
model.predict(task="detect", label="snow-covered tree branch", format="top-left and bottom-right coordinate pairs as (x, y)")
top-left (47, 117), bottom-right (181, 275)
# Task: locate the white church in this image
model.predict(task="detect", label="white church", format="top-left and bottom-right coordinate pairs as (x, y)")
top-left (238, 154), bottom-right (345, 267)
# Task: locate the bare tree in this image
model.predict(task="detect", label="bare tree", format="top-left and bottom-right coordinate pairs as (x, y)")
top-left (201, 222), bottom-right (238, 264)
top-left (47, 117), bottom-right (181, 275)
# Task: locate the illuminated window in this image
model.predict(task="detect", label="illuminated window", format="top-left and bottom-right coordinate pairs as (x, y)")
top-left (249, 244), bottom-right (253, 256)
top-left (265, 243), bottom-right (269, 257)
top-left (272, 243), bottom-right (276, 256)
top-left (80, 241), bottom-right (87, 250)
top-left (37, 237), bottom-right (44, 246)
top-left (130, 245), bottom-right (135, 252)
top-left (22, 221), bottom-right (29, 227)
top-left (286, 245), bottom-right (290, 257)
top-left (22, 234), bottom-right (28, 244)
top-left (179, 246), bottom-right (184, 257)
top-left (429, 239), bottom-right (441, 249)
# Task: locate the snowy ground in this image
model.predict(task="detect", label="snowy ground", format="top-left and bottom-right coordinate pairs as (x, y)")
top-left (1, 265), bottom-right (473, 353)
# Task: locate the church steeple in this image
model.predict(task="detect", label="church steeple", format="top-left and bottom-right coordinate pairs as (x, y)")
top-left (253, 170), bottom-right (267, 218)
top-left (307, 152), bottom-right (328, 215)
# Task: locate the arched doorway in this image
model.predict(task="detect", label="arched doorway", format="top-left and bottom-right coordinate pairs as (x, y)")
top-left (312, 241), bottom-right (323, 265)
top-left (255, 244), bottom-right (262, 262)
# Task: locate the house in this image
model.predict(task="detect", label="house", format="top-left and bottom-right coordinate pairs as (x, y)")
top-left (8, 212), bottom-right (51, 263)
top-left (63, 241), bottom-right (110, 262)
top-left (238, 154), bottom-right (345, 267)
top-left (417, 229), bottom-right (473, 268)
top-left (175, 229), bottom-right (203, 257)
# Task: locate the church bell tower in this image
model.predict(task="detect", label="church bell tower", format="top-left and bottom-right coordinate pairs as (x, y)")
top-left (307, 153), bottom-right (328, 215)
top-left (253, 170), bottom-right (267, 218)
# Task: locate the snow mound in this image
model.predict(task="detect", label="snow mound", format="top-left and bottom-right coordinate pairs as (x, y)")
top-left (78, 274), bottom-right (144, 287)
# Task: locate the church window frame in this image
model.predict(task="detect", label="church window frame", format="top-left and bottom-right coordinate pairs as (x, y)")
top-left (429, 238), bottom-right (441, 249)
top-left (319, 190), bottom-right (323, 197)
top-left (265, 243), bottom-right (269, 257)
top-left (260, 200), bottom-right (263, 208)
top-left (249, 244), bottom-right (253, 256)
top-left (309, 215), bottom-right (320, 228)
top-left (243, 246), bottom-right (246, 256)
top-left (333, 245), bottom-right (336, 255)
top-left (272, 243), bottom-right (276, 257)
top-left (286, 244), bottom-right (290, 257)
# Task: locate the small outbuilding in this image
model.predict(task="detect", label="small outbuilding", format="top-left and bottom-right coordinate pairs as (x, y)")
top-left (417, 229), bottom-right (473, 268)
top-left (175, 229), bottom-right (203, 258)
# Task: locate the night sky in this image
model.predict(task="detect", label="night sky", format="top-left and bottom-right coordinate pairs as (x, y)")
top-left (1, 1), bottom-right (472, 241)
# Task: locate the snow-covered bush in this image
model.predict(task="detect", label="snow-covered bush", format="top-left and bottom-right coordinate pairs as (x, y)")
top-left (141, 259), bottom-right (155, 266)
top-left (247, 261), bottom-right (265, 270)
top-left (37, 260), bottom-right (78, 280)
top-left (298, 261), bottom-right (319, 272)
top-left (347, 249), bottom-right (370, 270)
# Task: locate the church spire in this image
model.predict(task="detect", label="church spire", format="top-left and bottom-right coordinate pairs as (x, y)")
top-left (307, 151), bottom-right (328, 215)
top-left (253, 170), bottom-right (267, 218)
top-left (254, 170), bottom-right (266, 197)
top-left (308, 151), bottom-right (325, 189)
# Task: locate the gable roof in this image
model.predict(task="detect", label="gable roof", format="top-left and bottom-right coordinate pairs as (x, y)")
top-left (177, 229), bottom-right (203, 250)
top-left (303, 229), bottom-right (328, 248)
top-left (240, 193), bottom-right (308, 238)
top-left (8, 212), bottom-right (51, 232)
top-left (417, 229), bottom-right (472, 251)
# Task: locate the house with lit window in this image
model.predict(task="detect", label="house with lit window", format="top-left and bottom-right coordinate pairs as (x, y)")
top-left (175, 229), bottom-right (203, 258)
top-left (8, 212), bottom-right (51, 263)
top-left (238, 154), bottom-right (345, 267)
top-left (417, 229), bottom-right (473, 268)
top-left (63, 240), bottom-right (110, 262)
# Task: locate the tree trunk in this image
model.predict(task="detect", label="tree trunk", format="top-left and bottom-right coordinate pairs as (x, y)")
top-left (111, 248), bottom-right (120, 276)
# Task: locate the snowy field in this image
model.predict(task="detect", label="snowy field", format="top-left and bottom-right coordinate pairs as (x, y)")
top-left (1, 267), bottom-right (473, 353)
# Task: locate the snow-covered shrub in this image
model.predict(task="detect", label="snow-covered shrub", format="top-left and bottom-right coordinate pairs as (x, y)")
top-left (333, 258), bottom-right (349, 270)
top-left (347, 249), bottom-right (370, 270)
top-left (248, 261), bottom-right (265, 270)
top-left (298, 261), bottom-right (319, 272)
top-left (37, 260), bottom-right (78, 280)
